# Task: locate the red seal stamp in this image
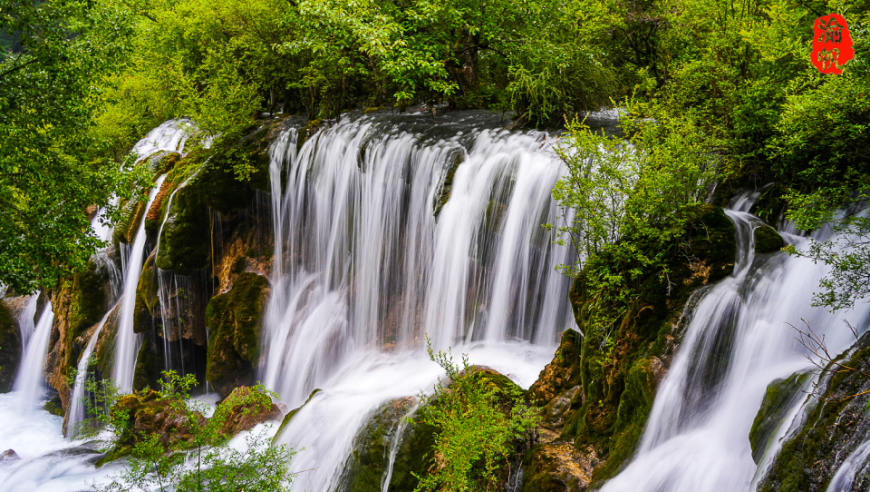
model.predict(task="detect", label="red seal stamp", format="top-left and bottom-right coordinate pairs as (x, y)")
top-left (812, 14), bottom-right (854, 74)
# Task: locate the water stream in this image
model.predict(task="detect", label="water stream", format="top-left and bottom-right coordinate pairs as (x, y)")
top-left (13, 302), bottom-right (55, 409)
top-left (600, 196), bottom-right (870, 492)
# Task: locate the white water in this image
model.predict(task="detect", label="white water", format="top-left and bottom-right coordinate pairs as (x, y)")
top-left (112, 174), bottom-right (167, 393)
top-left (262, 114), bottom-right (576, 490)
top-left (13, 302), bottom-right (55, 409)
top-left (827, 439), bottom-right (870, 492)
top-left (600, 197), bottom-right (870, 492)
top-left (0, 393), bottom-right (121, 492)
top-left (16, 294), bottom-right (38, 349)
top-left (132, 119), bottom-right (194, 159)
top-left (66, 309), bottom-right (113, 436)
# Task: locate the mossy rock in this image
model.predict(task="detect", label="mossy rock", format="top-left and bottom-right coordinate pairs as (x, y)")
top-left (338, 397), bottom-right (416, 492)
top-left (759, 338), bottom-right (870, 492)
top-left (155, 183), bottom-right (211, 275)
top-left (0, 302), bottom-right (22, 392)
top-left (132, 335), bottom-right (162, 393)
top-left (133, 253), bottom-right (159, 334)
top-left (529, 329), bottom-right (583, 406)
top-left (749, 371), bottom-right (810, 464)
top-left (433, 150), bottom-right (465, 217)
top-left (112, 197), bottom-right (147, 246)
top-left (754, 225), bottom-right (785, 254)
top-left (384, 408), bottom-right (438, 491)
top-left (205, 273), bottom-right (269, 395)
top-left (522, 441), bottom-right (594, 492)
top-left (274, 388), bottom-right (321, 442)
top-left (43, 395), bottom-right (64, 417)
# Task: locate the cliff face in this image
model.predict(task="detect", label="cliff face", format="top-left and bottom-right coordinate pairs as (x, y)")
top-left (524, 204), bottom-right (737, 489)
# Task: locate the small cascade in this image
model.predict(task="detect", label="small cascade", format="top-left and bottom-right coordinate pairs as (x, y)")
top-left (16, 294), bottom-right (38, 348)
top-left (826, 440), bottom-right (870, 492)
top-left (66, 309), bottom-right (113, 435)
top-left (112, 174), bottom-right (168, 393)
top-left (13, 302), bottom-right (55, 408)
top-left (132, 119), bottom-right (194, 158)
top-left (381, 402), bottom-right (419, 492)
top-left (600, 195), bottom-right (870, 492)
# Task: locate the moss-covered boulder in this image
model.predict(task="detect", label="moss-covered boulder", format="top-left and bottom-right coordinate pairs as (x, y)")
top-left (43, 395), bottom-right (64, 417)
top-left (338, 397), bottom-right (417, 492)
top-left (155, 183), bottom-right (211, 275)
top-left (749, 371), bottom-right (810, 464)
top-left (758, 339), bottom-right (870, 492)
top-left (132, 335), bottom-right (162, 392)
top-left (754, 225), bottom-right (785, 254)
top-left (0, 301), bottom-right (22, 392)
top-left (383, 405), bottom-right (438, 491)
top-left (111, 389), bottom-right (206, 453)
top-left (112, 197), bottom-right (147, 246)
top-left (205, 273), bottom-right (269, 396)
top-left (216, 385), bottom-right (282, 437)
top-left (133, 253), bottom-right (159, 335)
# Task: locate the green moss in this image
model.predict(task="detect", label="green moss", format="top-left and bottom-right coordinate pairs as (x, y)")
top-left (528, 329), bottom-right (583, 406)
top-left (385, 412), bottom-right (438, 491)
top-left (754, 225), bottom-right (785, 254)
top-left (340, 398), bottom-right (416, 492)
top-left (43, 395), bottom-right (64, 417)
top-left (133, 254), bottom-right (158, 334)
top-left (230, 256), bottom-right (246, 275)
top-left (749, 371), bottom-right (809, 464)
top-left (433, 151), bottom-right (465, 217)
top-left (0, 302), bottom-right (21, 392)
top-left (133, 336), bottom-right (161, 392)
top-left (155, 183), bottom-right (211, 275)
top-left (205, 273), bottom-right (268, 395)
top-left (112, 197), bottom-right (146, 246)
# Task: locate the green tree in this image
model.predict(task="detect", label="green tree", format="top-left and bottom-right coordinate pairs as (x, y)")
top-left (0, 0), bottom-right (147, 294)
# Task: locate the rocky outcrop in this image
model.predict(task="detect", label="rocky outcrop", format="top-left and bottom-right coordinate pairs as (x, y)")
top-left (524, 204), bottom-right (737, 488)
top-left (45, 256), bottom-right (114, 412)
top-left (758, 338), bottom-right (870, 492)
top-left (749, 371), bottom-right (810, 463)
top-left (0, 299), bottom-right (22, 392)
top-left (205, 272), bottom-right (269, 396)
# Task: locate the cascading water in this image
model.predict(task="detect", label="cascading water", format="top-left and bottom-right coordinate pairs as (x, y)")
top-left (600, 195), bottom-right (870, 492)
top-left (112, 174), bottom-right (167, 393)
top-left (66, 309), bottom-right (113, 435)
top-left (261, 112), bottom-right (576, 490)
top-left (16, 294), bottom-right (38, 349)
top-left (13, 302), bottom-right (55, 409)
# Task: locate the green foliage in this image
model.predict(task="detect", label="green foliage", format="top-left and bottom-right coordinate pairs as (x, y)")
top-left (413, 336), bottom-right (539, 492)
top-left (0, 0), bottom-right (151, 294)
top-left (87, 370), bottom-right (295, 492)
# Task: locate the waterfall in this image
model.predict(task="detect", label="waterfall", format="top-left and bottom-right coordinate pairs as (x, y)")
top-left (16, 294), bottom-right (38, 349)
top-left (112, 174), bottom-right (168, 393)
top-left (66, 309), bottom-right (113, 435)
top-left (599, 196), bottom-right (870, 492)
top-left (13, 302), bottom-right (55, 409)
top-left (261, 113), bottom-right (575, 490)
top-left (132, 119), bottom-right (193, 158)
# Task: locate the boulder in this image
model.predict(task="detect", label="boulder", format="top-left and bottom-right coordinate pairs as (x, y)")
top-left (216, 385), bottom-right (282, 437)
top-left (0, 449), bottom-right (20, 461)
top-left (754, 225), bottom-right (785, 254)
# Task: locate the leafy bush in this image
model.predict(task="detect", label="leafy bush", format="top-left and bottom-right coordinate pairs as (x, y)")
top-left (413, 336), bottom-right (539, 491)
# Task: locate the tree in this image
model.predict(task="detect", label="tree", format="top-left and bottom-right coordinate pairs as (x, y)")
top-left (0, 0), bottom-right (146, 294)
